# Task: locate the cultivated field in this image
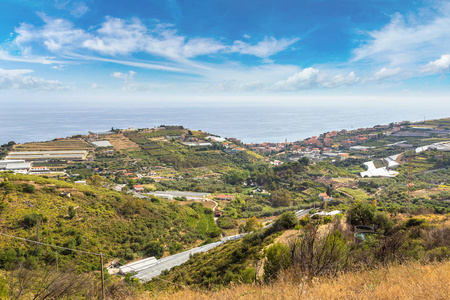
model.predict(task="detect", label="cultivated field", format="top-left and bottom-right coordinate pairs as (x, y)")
top-left (103, 134), bottom-right (140, 150)
top-left (13, 138), bottom-right (94, 151)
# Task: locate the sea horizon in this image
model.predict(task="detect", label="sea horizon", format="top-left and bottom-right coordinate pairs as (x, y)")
top-left (1, 100), bottom-right (449, 145)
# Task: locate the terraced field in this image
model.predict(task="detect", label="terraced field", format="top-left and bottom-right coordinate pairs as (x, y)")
top-left (13, 138), bottom-right (94, 151)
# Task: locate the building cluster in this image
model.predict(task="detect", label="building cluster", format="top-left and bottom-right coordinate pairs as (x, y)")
top-left (247, 142), bottom-right (288, 153)
top-left (5, 150), bottom-right (89, 161)
top-left (0, 160), bottom-right (50, 174)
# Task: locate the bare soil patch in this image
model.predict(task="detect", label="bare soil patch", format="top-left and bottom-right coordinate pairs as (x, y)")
top-left (104, 134), bottom-right (140, 150)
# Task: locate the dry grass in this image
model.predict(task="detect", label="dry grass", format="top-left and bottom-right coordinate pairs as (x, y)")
top-left (105, 134), bottom-right (140, 150)
top-left (138, 261), bottom-right (450, 300)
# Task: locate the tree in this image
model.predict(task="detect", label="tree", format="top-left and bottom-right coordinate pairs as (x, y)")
top-left (22, 184), bottom-right (36, 194)
top-left (274, 211), bottom-right (298, 230)
top-left (299, 157), bottom-right (310, 166)
top-left (373, 211), bottom-right (394, 230)
top-left (68, 206), bottom-right (76, 219)
top-left (269, 188), bottom-right (292, 207)
top-left (347, 200), bottom-right (376, 226)
top-left (326, 184), bottom-right (333, 197)
top-left (144, 241), bottom-right (164, 259)
top-left (87, 175), bottom-right (104, 187)
top-left (244, 216), bottom-right (262, 232)
top-left (223, 170), bottom-right (250, 185)
top-left (21, 213), bottom-right (43, 229)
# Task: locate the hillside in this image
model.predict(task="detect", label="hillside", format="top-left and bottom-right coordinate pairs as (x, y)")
top-left (0, 173), bottom-right (220, 272)
top-left (0, 120), bottom-right (449, 299)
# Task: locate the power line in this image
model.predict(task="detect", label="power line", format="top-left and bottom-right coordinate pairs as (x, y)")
top-left (1, 231), bottom-right (203, 293)
top-left (0, 231), bottom-right (111, 299)
top-left (0, 231), bottom-right (110, 257)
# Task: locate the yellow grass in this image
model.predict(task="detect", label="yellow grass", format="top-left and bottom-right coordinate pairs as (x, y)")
top-left (143, 184), bottom-right (157, 191)
top-left (245, 150), bottom-right (264, 160)
top-left (105, 134), bottom-right (140, 150)
top-left (138, 261), bottom-right (450, 300)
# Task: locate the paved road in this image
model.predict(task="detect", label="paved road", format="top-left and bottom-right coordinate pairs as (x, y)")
top-left (122, 208), bottom-right (310, 282)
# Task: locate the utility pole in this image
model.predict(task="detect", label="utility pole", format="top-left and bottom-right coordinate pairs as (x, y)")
top-left (35, 219), bottom-right (40, 253)
top-left (406, 151), bottom-right (413, 214)
top-left (285, 138), bottom-right (288, 162)
top-left (100, 253), bottom-right (105, 300)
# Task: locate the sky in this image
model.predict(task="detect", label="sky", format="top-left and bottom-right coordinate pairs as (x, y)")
top-left (1, 0), bottom-right (450, 103)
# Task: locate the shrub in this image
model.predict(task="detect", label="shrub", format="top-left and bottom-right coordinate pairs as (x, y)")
top-left (21, 213), bottom-right (43, 229)
top-left (217, 217), bottom-right (238, 229)
top-left (323, 216), bottom-right (333, 224)
top-left (405, 218), bottom-right (426, 228)
top-left (22, 184), bottom-right (36, 194)
top-left (144, 241), bottom-right (164, 259)
top-left (274, 211), bottom-right (298, 230)
top-left (264, 243), bottom-right (290, 282)
top-left (289, 225), bottom-right (350, 277)
top-left (68, 206), bottom-right (76, 219)
top-left (373, 212), bottom-right (394, 230)
top-left (240, 267), bottom-right (255, 283)
top-left (426, 246), bottom-right (450, 262)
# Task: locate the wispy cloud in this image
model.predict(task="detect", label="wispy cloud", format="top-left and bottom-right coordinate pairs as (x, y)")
top-left (271, 68), bottom-right (358, 90)
top-left (369, 67), bottom-right (403, 81)
top-left (0, 49), bottom-right (67, 65)
top-left (14, 12), bottom-right (88, 52)
top-left (9, 14), bottom-right (296, 71)
top-left (71, 2), bottom-right (89, 18)
top-left (353, 5), bottom-right (450, 67)
top-left (228, 36), bottom-right (299, 59)
top-left (64, 52), bottom-right (186, 72)
top-left (0, 68), bottom-right (65, 90)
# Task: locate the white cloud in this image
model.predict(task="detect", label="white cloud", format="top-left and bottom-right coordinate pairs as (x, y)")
top-left (421, 54), bottom-right (450, 73)
top-left (51, 65), bottom-right (64, 70)
top-left (369, 67), bottom-right (403, 81)
top-left (14, 13), bottom-right (88, 52)
top-left (82, 17), bottom-right (146, 55)
top-left (83, 18), bottom-right (226, 62)
top-left (271, 68), bottom-right (320, 90)
top-left (353, 6), bottom-right (450, 67)
top-left (71, 2), bottom-right (89, 18)
top-left (271, 68), bottom-right (358, 90)
top-left (229, 36), bottom-right (299, 59)
top-left (322, 72), bottom-right (358, 88)
top-left (54, 1), bottom-right (88, 18)
top-left (11, 15), bottom-right (297, 68)
top-left (0, 68), bottom-right (33, 76)
top-left (112, 71), bottom-right (136, 81)
top-left (0, 68), bottom-right (64, 90)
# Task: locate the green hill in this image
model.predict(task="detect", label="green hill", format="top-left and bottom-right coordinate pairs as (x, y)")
top-left (0, 173), bottom-right (220, 272)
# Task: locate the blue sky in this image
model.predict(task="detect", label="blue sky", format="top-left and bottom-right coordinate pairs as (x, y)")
top-left (1, 0), bottom-right (450, 102)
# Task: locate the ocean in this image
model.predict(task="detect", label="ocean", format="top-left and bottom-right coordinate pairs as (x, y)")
top-left (0, 100), bottom-right (449, 145)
